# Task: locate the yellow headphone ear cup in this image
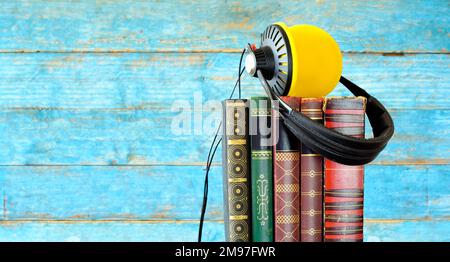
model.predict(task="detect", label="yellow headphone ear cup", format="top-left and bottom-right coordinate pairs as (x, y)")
top-left (286, 24), bottom-right (342, 98)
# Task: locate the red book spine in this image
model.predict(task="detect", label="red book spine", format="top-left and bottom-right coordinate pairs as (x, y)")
top-left (324, 97), bottom-right (366, 242)
top-left (300, 98), bottom-right (324, 242)
top-left (273, 96), bottom-right (301, 242)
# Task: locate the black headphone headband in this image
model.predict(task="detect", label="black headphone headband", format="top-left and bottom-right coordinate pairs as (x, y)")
top-left (257, 70), bottom-right (394, 165)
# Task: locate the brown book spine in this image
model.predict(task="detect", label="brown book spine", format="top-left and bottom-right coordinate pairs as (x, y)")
top-left (222, 99), bottom-right (251, 242)
top-left (300, 98), bottom-right (324, 242)
top-left (273, 96), bottom-right (301, 242)
top-left (324, 97), bottom-right (366, 242)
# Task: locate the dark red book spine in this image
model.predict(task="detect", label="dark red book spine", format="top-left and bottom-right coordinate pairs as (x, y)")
top-left (300, 98), bottom-right (324, 242)
top-left (324, 97), bottom-right (366, 242)
top-left (273, 96), bottom-right (301, 242)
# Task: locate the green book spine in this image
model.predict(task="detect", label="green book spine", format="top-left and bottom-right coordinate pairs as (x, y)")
top-left (250, 97), bottom-right (274, 242)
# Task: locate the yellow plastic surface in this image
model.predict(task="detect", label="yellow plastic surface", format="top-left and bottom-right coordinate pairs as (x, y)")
top-left (275, 23), bottom-right (342, 98)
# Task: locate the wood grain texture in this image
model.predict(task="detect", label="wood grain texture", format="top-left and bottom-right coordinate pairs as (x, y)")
top-left (0, 220), bottom-right (448, 242)
top-left (0, 165), bottom-right (448, 221)
top-left (364, 220), bottom-right (450, 242)
top-left (0, 220), bottom-right (224, 242)
top-left (0, 109), bottom-right (447, 165)
top-left (0, 53), bottom-right (448, 110)
top-left (0, 0), bottom-right (448, 241)
top-left (0, 1), bottom-right (448, 52)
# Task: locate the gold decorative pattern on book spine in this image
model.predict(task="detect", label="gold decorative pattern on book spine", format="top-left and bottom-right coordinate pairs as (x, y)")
top-left (301, 154), bottom-right (321, 157)
top-left (229, 215), bottom-right (248, 220)
top-left (228, 139), bottom-right (246, 145)
top-left (275, 184), bottom-right (299, 193)
top-left (226, 101), bottom-right (247, 106)
top-left (251, 150), bottom-right (272, 160)
top-left (301, 170), bottom-right (322, 177)
top-left (275, 152), bottom-right (300, 161)
top-left (301, 209), bottom-right (322, 216)
top-left (276, 215), bottom-right (300, 224)
top-left (301, 228), bottom-right (322, 236)
top-left (227, 144), bottom-right (247, 179)
top-left (250, 109), bottom-right (271, 116)
top-left (225, 101), bottom-right (250, 241)
top-left (300, 190), bottom-right (322, 197)
top-left (228, 178), bottom-right (247, 183)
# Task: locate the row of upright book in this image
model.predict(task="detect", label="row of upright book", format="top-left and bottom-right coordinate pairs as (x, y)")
top-left (222, 96), bottom-right (366, 242)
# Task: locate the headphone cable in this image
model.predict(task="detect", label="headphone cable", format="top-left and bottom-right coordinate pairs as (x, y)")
top-left (198, 49), bottom-right (246, 242)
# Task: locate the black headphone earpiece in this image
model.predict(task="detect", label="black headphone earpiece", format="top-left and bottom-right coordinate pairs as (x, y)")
top-left (256, 70), bottom-right (394, 165)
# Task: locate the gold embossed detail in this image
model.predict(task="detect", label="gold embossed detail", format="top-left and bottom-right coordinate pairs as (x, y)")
top-left (301, 170), bottom-right (322, 177)
top-left (250, 109), bottom-right (271, 116)
top-left (301, 209), bottom-right (322, 216)
top-left (226, 101), bottom-right (246, 106)
top-left (275, 184), bottom-right (299, 193)
top-left (301, 228), bottom-right (322, 236)
top-left (225, 101), bottom-right (250, 242)
top-left (301, 190), bottom-right (321, 197)
top-left (301, 154), bottom-right (321, 157)
top-left (275, 152), bottom-right (300, 161)
top-left (276, 215), bottom-right (299, 224)
top-left (227, 144), bottom-right (247, 179)
top-left (274, 153), bottom-right (300, 242)
top-left (229, 220), bottom-right (249, 241)
top-left (251, 150), bottom-right (272, 160)
top-left (228, 178), bottom-right (247, 183)
top-left (229, 215), bottom-right (248, 220)
top-left (228, 139), bottom-right (246, 145)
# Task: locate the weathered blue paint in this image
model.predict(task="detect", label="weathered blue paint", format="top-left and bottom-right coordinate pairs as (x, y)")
top-left (0, 1), bottom-right (448, 52)
top-left (0, 220), bottom-right (448, 242)
top-left (0, 53), bottom-right (448, 110)
top-left (0, 165), bottom-right (448, 221)
top-left (0, 221), bottom-right (225, 242)
top-left (0, 0), bottom-right (448, 241)
top-left (364, 220), bottom-right (450, 242)
top-left (0, 109), bottom-right (447, 164)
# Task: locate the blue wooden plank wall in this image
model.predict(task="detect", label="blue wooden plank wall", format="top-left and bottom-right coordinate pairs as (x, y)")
top-left (0, 0), bottom-right (448, 241)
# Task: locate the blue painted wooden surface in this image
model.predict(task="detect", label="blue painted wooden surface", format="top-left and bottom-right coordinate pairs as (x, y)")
top-left (0, 0), bottom-right (448, 241)
top-left (0, 165), bottom-right (448, 221)
top-left (0, 1), bottom-right (448, 52)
